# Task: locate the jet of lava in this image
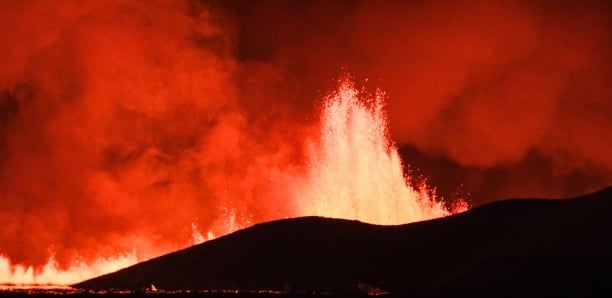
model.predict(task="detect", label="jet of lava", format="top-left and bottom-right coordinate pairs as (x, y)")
top-left (295, 76), bottom-right (466, 225)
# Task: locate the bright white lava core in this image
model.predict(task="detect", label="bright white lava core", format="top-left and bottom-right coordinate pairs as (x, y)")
top-left (296, 77), bottom-right (462, 224)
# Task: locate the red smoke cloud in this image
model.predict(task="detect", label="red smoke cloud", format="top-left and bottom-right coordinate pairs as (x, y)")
top-left (0, 1), bottom-right (301, 268)
top-left (226, 0), bottom-right (612, 199)
top-left (0, 0), bottom-right (611, 270)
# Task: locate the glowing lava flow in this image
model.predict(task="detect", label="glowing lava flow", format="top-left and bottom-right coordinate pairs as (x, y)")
top-left (0, 254), bottom-right (137, 286)
top-left (0, 225), bottom-right (214, 287)
top-left (295, 77), bottom-right (466, 224)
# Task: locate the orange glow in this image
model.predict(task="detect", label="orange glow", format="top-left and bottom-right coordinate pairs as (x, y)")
top-left (0, 254), bottom-right (136, 286)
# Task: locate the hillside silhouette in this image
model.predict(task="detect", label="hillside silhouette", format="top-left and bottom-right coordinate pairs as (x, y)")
top-left (74, 186), bottom-right (612, 296)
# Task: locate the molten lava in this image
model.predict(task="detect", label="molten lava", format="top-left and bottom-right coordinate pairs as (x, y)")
top-left (0, 254), bottom-right (136, 286)
top-left (296, 77), bottom-right (466, 224)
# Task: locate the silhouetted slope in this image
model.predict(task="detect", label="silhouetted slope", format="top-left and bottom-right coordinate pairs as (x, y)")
top-left (74, 186), bottom-right (612, 295)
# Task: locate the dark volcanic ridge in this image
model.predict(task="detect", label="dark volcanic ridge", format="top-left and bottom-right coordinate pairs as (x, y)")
top-left (74, 186), bottom-right (612, 296)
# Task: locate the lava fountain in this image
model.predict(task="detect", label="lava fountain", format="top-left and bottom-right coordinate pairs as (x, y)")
top-left (295, 77), bottom-right (466, 224)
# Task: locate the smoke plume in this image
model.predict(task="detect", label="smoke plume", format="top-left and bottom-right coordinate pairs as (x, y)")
top-left (0, 0), bottom-right (300, 268)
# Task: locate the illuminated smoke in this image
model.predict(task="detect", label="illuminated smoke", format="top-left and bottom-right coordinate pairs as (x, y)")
top-left (0, 0), bottom-right (279, 285)
top-left (296, 77), bottom-right (464, 224)
top-left (228, 0), bottom-right (612, 201)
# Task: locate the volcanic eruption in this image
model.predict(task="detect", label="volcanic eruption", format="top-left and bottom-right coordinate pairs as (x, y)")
top-left (0, 74), bottom-right (464, 285)
top-left (1, 0), bottom-right (611, 289)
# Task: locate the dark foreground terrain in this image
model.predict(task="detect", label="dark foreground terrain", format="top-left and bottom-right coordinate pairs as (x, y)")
top-left (73, 186), bottom-right (612, 296)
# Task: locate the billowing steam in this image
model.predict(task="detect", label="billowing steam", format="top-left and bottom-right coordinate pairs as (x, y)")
top-left (0, 0), bottom-right (294, 273)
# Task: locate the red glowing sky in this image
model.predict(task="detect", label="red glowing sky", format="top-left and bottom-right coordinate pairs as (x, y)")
top-left (0, 0), bottom-right (611, 270)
